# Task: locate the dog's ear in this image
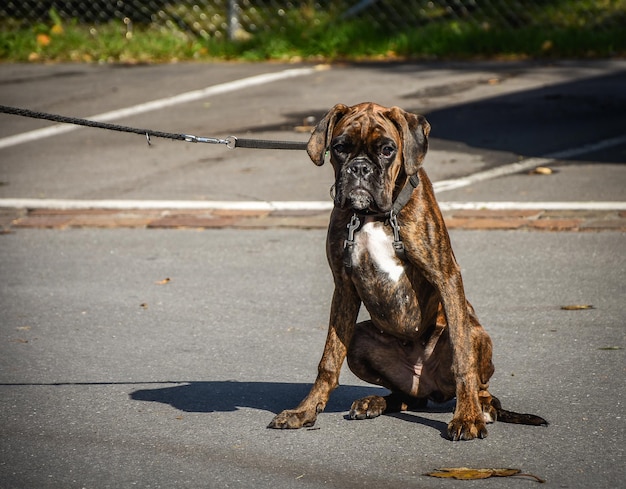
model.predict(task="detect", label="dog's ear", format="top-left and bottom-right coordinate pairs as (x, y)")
top-left (387, 107), bottom-right (430, 176)
top-left (307, 104), bottom-right (350, 166)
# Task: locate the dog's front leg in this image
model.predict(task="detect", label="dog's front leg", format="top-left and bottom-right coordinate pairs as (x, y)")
top-left (403, 182), bottom-right (487, 440)
top-left (268, 287), bottom-right (361, 429)
top-left (439, 273), bottom-right (487, 441)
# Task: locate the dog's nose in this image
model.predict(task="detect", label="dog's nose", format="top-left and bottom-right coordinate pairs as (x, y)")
top-left (347, 159), bottom-right (372, 178)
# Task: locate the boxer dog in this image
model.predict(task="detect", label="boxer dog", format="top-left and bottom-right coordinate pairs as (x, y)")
top-left (268, 103), bottom-right (547, 440)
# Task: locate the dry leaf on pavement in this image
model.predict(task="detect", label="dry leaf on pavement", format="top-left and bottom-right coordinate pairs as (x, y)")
top-left (530, 166), bottom-right (554, 175)
top-left (424, 467), bottom-right (545, 482)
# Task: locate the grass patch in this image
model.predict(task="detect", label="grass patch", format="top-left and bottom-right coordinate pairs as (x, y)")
top-left (1, 1), bottom-right (625, 63)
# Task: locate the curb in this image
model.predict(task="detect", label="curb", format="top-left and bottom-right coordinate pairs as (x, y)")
top-left (2, 207), bottom-right (625, 232)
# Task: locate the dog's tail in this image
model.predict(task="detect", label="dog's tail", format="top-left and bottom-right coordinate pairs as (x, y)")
top-left (491, 396), bottom-right (548, 426)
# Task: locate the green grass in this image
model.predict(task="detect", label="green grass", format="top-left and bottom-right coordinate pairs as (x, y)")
top-left (1, 1), bottom-right (625, 63)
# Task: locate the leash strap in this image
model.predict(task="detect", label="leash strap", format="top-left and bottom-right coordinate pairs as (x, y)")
top-left (0, 104), bottom-right (307, 150)
top-left (227, 136), bottom-right (307, 151)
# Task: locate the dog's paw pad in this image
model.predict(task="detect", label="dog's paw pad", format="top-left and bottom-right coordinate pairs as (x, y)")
top-left (349, 395), bottom-right (387, 420)
top-left (268, 409), bottom-right (316, 429)
top-left (447, 417), bottom-right (488, 441)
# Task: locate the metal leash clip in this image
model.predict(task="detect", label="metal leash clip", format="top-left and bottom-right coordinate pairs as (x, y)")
top-left (389, 210), bottom-right (406, 260)
top-left (183, 134), bottom-right (231, 146)
top-left (343, 214), bottom-right (361, 269)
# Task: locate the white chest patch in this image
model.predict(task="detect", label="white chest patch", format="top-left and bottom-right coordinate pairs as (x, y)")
top-left (353, 221), bottom-right (405, 282)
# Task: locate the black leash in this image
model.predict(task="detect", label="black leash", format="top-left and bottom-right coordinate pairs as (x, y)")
top-left (0, 104), bottom-right (308, 151)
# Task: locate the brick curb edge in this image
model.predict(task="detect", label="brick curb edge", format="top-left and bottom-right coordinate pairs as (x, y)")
top-left (2, 207), bottom-right (625, 232)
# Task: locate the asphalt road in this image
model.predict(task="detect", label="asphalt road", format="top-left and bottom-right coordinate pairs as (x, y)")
top-left (1, 60), bottom-right (625, 202)
top-left (0, 60), bottom-right (625, 488)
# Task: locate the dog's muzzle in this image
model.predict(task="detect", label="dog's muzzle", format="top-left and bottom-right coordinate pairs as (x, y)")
top-left (341, 158), bottom-right (379, 211)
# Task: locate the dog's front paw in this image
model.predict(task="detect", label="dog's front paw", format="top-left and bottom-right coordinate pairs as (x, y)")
top-left (349, 395), bottom-right (387, 420)
top-left (447, 416), bottom-right (488, 441)
top-left (268, 409), bottom-right (317, 429)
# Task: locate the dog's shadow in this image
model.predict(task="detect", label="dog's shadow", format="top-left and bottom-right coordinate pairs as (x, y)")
top-left (130, 381), bottom-right (451, 436)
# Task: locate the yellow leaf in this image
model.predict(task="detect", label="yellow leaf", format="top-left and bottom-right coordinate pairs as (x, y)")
top-left (426, 467), bottom-right (498, 480)
top-left (425, 467), bottom-right (545, 483)
top-left (530, 166), bottom-right (553, 175)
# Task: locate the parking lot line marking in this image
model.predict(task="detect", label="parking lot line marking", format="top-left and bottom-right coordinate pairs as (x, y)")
top-left (0, 199), bottom-right (332, 211)
top-left (433, 134), bottom-right (626, 193)
top-left (0, 66), bottom-right (319, 150)
top-left (1, 198), bottom-right (624, 211)
top-left (437, 201), bottom-right (626, 211)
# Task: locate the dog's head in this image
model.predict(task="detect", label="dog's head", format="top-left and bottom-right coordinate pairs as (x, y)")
top-left (307, 102), bottom-right (430, 213)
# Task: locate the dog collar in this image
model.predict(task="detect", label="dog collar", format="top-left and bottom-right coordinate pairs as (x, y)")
top-left (343, 174), bottom-right (419, 268)
top-left (390, 174), bottom-right (420, 216)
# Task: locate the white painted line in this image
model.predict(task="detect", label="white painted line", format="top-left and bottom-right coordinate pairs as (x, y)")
top-left (543, 134), bottom-right (626, 160)
top-left (1, 198), bottom-right (624, 212)
top-left (438, 201), bottom-right (626, 211)
top-left (0, 198), bottom-right (334, 212)
top-left (433, 133), bottom-right (626, 193)
top-left (433, 158), bottom-right (550, 193)
top-left (0, 66), bottom-right (320, 150)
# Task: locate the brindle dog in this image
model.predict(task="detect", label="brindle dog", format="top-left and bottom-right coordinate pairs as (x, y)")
top-left (268, 103), bottom-right (547, 440)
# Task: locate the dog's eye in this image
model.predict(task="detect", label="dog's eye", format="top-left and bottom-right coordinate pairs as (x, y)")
top-left (381, 145), bottom-right (395, 158)
top-left (333, 143), bottom-right (347, 154)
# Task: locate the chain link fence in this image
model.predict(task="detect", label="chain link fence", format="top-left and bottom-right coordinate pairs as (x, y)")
top-left (2, 1), bottom-right (624, 41)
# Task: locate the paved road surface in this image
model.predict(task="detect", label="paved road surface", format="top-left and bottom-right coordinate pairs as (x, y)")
top-left (0, 60), bottom-right (625, 488)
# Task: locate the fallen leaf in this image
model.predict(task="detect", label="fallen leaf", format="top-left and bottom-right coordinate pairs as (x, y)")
top-left (598, 346), bottom-right (623, 351)
top-left (155, 278), bottom-right (171, 285)
top-left (424, 467), bottom-right (544, 483)
top-left (560, 304), bottom-right (594, 310)
top-left (425, 467), bottom-right (516, 480)
top-left (140, 303), bottom-right (148, 309)
top-left (530, 166), bottom-right (553, 175)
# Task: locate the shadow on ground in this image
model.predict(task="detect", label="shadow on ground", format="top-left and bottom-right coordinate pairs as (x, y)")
top-left (130, 380), bottom-right (454, 436)
top-left (130, 380), bottom-right (388, 414)
top-left (238, 65), bottom-right (626, 164)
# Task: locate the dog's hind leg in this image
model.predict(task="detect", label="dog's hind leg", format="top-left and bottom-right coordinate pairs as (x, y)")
top-left (346, 320), bottom-right (431, 419)
top-left (348, 392), bottom-right (428, 420)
